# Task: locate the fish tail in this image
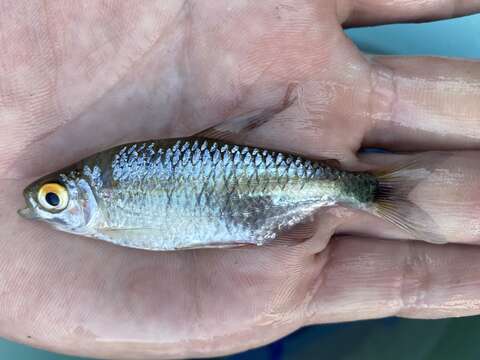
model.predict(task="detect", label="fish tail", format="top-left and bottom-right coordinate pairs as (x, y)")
top-left (370, 154), bottom-right (446, 243)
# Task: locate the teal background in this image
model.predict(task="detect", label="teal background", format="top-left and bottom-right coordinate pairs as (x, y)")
top-left (2, 13), bottom-right (480, 360)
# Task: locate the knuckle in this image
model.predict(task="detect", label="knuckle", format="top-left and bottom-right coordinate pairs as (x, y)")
top-left (397, 242), bottom-right (432, 315)
top-left (367, 60), bottom-right (398, 126)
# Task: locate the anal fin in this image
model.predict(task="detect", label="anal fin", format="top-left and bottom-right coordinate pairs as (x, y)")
top-left (273, 219), bottom-right (318, 246)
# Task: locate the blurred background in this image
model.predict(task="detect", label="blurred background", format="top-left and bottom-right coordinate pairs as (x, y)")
top-left (2, 13), bottom-right (479, 360)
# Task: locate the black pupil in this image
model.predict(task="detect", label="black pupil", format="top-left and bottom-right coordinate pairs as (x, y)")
top-left (45, 192), bottom-right (60, 207)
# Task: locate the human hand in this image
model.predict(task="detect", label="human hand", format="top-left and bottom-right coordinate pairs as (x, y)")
top-left (1, 1), bottom-right (480, 359)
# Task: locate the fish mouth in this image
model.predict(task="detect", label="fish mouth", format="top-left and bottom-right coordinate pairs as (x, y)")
top-left (17, 207), bottom-right (40, 220)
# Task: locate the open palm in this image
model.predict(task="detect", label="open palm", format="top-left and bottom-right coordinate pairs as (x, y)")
top-left (1, 1), bottom-right (480, 359)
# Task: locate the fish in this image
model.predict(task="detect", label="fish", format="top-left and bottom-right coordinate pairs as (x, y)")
top-left (18, 90), bottom-right (442, 250)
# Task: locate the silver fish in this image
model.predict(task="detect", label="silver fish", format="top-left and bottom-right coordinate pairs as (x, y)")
top-left (18, 99), bottom-right (441, 250)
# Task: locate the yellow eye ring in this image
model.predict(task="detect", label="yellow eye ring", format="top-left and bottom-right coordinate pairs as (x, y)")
top-left (38, 183), bottom-right (69, 211)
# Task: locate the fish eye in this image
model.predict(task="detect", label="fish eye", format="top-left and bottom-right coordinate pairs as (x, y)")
top-left (38, 183), bottom-right (69, 211)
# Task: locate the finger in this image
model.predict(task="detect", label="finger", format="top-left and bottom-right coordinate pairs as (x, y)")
top-left (339, 0), bottom-right (480, 27)
top-left (360, 56), bottom-right (480, 151)
top-left (306, 236), bottom-right (480, 325)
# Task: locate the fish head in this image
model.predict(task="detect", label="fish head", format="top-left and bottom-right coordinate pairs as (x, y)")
top-left (18, 171), bottom-right (100, 236)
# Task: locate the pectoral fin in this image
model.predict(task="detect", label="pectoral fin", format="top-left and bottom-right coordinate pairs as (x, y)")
top-left (96, 227), bottom-right (258, 251)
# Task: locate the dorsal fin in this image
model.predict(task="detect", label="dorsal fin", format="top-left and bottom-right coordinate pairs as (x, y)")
top-left (320, 159), bottom-right (341, 168)
top-left (195, 83), bottom-right (298, 143)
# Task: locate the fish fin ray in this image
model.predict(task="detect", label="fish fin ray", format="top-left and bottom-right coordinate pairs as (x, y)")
top-left (318, 159), bottom-right (341, 168)
top-left (96, 227), bottom-right (256, 251)
top-left (371, 153), bottom-right (447, 244)
top-left (266, 220), bottom-right (318, 248)
top-left (194, 83), bottom-right (298, 142)
top-left (178, 242), bottom-right (253, 250)
top-left (277, 219), bottom-right (317, 243)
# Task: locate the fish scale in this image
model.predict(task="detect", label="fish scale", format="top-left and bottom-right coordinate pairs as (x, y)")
top-left (20, 92), bottom-right (443, 250)
top-left (55, 137), bottom-right (378, 250)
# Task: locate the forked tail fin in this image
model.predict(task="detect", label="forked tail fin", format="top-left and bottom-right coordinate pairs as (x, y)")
top-left (370, 154), bottom-right (446, 244)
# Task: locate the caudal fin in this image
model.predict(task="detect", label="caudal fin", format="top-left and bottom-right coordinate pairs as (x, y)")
top-left (371, 154), bottom-right (446, 244)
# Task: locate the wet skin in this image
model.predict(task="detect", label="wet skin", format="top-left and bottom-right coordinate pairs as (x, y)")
top-left (2, 1), bottom-right (480, 359)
